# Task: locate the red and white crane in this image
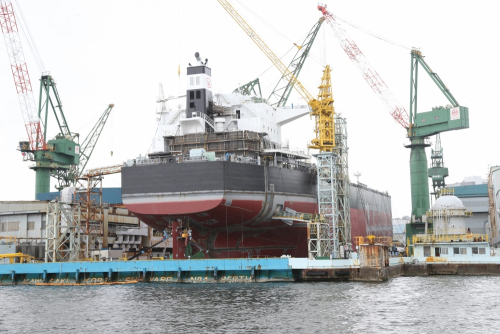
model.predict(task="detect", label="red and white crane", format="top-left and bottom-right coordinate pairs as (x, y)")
top-left (0, 0), bottom-right (44, 150)
top-left (318, 4), bottom-right (409, 129)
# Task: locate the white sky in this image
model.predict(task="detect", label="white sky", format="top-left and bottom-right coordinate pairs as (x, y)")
top-left (0, 0), bottom-right (498, 219)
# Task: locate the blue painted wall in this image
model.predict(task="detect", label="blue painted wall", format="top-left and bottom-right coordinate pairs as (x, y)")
top-left (452, 184), bottom-right (488, 198)
top-left (37, 187), bottom-right (123, 204)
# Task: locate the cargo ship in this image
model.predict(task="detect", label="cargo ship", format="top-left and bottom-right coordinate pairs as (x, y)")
top-left (121, 53), bottom-right (392, 259)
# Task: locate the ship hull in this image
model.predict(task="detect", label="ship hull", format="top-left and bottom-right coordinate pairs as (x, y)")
top-left (122, 161), bottom-right (392, 258)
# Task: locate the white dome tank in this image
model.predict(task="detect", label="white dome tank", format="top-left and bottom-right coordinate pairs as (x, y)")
top-left (431, 195), bottom-right (467, 234)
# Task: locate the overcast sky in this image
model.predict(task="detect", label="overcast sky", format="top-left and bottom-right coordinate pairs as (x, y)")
top-left (0, 0), bottom-right (498, 218)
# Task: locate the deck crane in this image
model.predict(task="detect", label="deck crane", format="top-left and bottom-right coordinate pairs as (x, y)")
top-left (218, 0), bottom-right (347, 258)
top-left (233, 17), bottom-right (324, 108)
top-left (268, 17), bottom-right (324, 107)
top-left (0, 1), bottom-right (114, 198)
top-left (317, 5), bottom-right (469, 245)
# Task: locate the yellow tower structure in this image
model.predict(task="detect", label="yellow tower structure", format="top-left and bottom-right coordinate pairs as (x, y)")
top-left (309, 66), bottom-right (335, 152)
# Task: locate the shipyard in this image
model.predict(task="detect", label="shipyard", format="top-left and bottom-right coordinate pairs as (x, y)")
top-left (0, 0), bottom-right (499, 332)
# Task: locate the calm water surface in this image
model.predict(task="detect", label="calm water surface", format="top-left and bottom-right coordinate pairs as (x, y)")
top-left (0, 276), bottom-right (498, 333)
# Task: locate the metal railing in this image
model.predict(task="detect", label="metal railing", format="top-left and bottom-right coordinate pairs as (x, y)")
top-left (426, 227), bottom-right (486, 235)
top-left (0, 235), bottom-right (17, 244)
top-left (125, 153), bottom-right (316, 172)
top-left (437, 188), bottom-right (455, 197)
top-left (413, 233), bottom-right (489, 243)
top-left (197, 112), bottom-right (216, 129)
top-left (426, 209), bottom-right (473, 218)
top-left (167, 108), bottom-right (186, 125)
top-left (280, 104), bottom-right (309, 109)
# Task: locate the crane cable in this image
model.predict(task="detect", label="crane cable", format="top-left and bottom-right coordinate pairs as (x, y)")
top-left (233, 0), bottom-right (295, 45)
top-left (231, 0), bottom-right (331, 101)
top-left (13, 0), bottom-right (46, 72)
top-left (331, 12), bottom-right (411, 50)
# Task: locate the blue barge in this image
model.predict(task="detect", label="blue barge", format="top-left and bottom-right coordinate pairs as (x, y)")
top-left (0, 258), bottom-right (295, 285)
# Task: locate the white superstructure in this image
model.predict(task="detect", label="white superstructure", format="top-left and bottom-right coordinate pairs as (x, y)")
top-left (152, 91), bottom-right (310, 153)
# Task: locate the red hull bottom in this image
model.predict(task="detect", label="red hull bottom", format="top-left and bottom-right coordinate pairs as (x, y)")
top-left (125, 197), bottom-right (392, 259)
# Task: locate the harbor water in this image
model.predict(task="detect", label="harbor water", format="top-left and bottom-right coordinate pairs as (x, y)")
top-left (0, 276), bottom-right (498, 333)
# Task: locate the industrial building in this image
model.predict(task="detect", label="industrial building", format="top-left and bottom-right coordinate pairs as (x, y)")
top-left (0, 199), bottom-right (171, 262)
top-left (448, 176), bottom-right (489, 235)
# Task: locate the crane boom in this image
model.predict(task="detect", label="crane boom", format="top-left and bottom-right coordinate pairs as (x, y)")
top-left (233, 16), bottom-right (323, 106)
top-left (39, 75), bottom-right (72, 139)
top-left (268, 17), bottom-right (324, 107)
top-left (318, 4), bottom-right (409, 129)
top-left (0, 0), bottom-right (45, 150)
top-left (78, 104), bottom-right (115, 177)
top-left (217, 0), bottom-right (316, 104)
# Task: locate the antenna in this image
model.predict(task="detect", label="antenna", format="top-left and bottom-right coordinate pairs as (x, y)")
top-left (354, 171), bottom-right (361, 184)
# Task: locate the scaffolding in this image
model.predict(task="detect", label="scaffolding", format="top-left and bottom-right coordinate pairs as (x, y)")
top-left (315, 152), bottom-right (338, 258)
top-left (165, 130), bottom-right (262, 159)
top-left (333, 117), bottom-right (351, 250)
top-left (75, 165), bottom-right (122, 258)
top-left (76, 176), bottom-right (103, 258)
top-left (307, 216), bottom-right (331, 259)
top-left (45, 200), bottom-right (81, 262)
top-left (308, 118), bottom-right (351, 259)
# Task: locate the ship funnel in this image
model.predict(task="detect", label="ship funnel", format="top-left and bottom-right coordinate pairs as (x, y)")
top-left (195, 52), bottom-right (203, 65)
top-left (185, 52), bottom-right (213, 122)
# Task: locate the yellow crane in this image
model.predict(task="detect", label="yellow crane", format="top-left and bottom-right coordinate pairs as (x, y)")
top-left (217, 0), bottom-right (335, 151)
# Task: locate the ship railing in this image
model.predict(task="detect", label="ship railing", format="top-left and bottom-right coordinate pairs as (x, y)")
top-left (164, 129), bottom-right (179, 137)
top-left (413, 233), bottom-right (489, 244)
top-left (167, 108), bottom-right (185, 125)
top-left (263, 146), bottom-right (310, 158)
top-left (280, 104), bottom-right (309, 109)
top-left (426, 227), bottom-right (486, 235)
top-left (194, 111), bottom-right (216, 130)
top-left (124, 153), bottom-right (316, 173)
top-left (168, 125), bottom-right (263, 136)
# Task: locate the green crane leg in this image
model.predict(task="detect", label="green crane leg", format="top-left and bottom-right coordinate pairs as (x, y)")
top-left (405, 137), bottom-right (432, 254)
top-left (35, 169), bottom-right (51, 199)
top-left (408, 137), bottom-right (430, 219)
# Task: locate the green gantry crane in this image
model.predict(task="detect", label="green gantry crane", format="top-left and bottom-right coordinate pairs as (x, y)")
top-left (404, 49), bottom-right (469, 245)
top-left (232, 17), bottom-right (324, 106)
top-left (317, 6), bottom-right (469, 248)
top-left (25, 74), bottom-right (114, 197)
top-left (1, 2), bottom-right (114, 199)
